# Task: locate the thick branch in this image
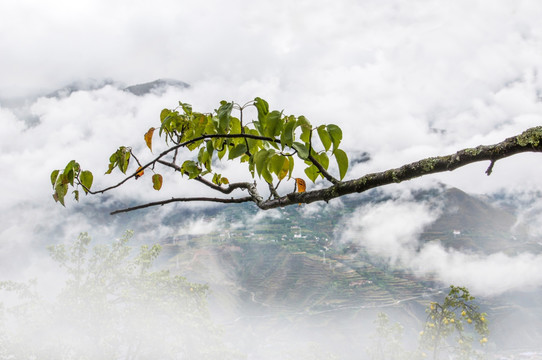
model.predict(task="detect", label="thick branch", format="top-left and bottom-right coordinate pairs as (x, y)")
top-left (257, 126), bottom-right (542, 209)
top-left (109, 126), bottom-right (542, 214)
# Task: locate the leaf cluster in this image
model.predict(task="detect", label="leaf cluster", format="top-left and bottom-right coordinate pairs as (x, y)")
top-left (50, 97), bottom-right (349, 208)
top-left (419, 285), bottom-right (489, 359)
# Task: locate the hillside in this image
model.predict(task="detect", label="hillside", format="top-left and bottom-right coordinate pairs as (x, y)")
top-left (143, 186), bottom-right (542, 356)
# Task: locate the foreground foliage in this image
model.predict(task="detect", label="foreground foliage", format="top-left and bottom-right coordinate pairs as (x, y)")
top-left (367, 286), bottom-right (489, 360)
top-left (0, 232), bottom-right (240, 359)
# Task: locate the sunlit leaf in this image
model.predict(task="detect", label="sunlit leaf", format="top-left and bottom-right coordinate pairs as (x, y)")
top-left (317, 125), bottom-right (332, 151)
top-left (180, 102), bottom-right (192, 115)
top-left (144, 127), bottom-right (155, 152)
top-left (217, 101), bottom-right (233, 134)
top-left (254, 149), bottom-right (271, 177)
top-left (80, 170), bottom-right (93, 193)
top-left (334, 148), bottom-right (349, 180)
top-left (288, 155), bottom-right (294, 179)
top-left (152, 174), bottom-right (163, 191)
top-left (265, 110), bottom-right (282, 138)
top-left (278, 157), bottom-right (289, 180)
top-left (318, 152), bottom-right (329, 170)
top-left (254, 97), bottom-right (269, 123)
top-left (297, 116), bottom-right (312, 143)
top-left (327, 124), bottom-right (342, 151)
top-left (269, 155), bottom-right (286, 176)
top-left (304, 165), bottom-right (319, 182)
top-left (261, 166), bottom-right (273, 184)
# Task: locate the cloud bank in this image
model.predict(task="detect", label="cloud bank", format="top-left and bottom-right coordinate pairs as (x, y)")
top-left (339, 197), bottom-right (542, 296)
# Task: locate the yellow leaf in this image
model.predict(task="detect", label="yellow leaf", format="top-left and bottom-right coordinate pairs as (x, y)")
top-left (278, 157), bottom-right (289, 180)
top-left (144, 127), bottom-right (155, 152)
top-left (295, 178), bottom-right (306, 193)
top-left (221, 177), bottom-right (229, 185)
top-left (135, 167), bottom-right (144, 179)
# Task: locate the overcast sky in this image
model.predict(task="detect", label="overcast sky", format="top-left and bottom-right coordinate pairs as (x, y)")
top-left (1, 0), bottom-right (542, 295)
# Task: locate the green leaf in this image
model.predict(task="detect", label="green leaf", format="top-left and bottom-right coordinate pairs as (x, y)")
top-left (63, 160), bottom-right (79, 186)
top-left (288, 155), bottom-right (294, 179)
top-left (181, 160), bottom-right (201, 179)
top-left (327, 124), bottom-right (343, 151)
top-left (297, 116), bottom-right (312, 143)
top-left (317, 125), bottom-right (332, 151)
top-left (229, 143), bottom-right (247, 160)
top-left (180, 102), bottom-right (192, 115)
top-left (80, 171), bottom-right (93, 194)
top-left (254, 149), bottom-right (271, 177)
top-left (254, 97), bottom-right (269, 123)
top-left (292, 142), bottom-right (309, 160)
top-left (261, 166), bottom-right (273, 184)
top-left (73, 189), bottom-right (79, 202)
top-left (317, 151), bottom-right (329, 170)
top-left (206, 140), bottom-right (214, 158)
top-left (304, 165), bottom-right (319, 183)
top-left (277, 157), bottom-right (289, 180)
top-left (281, 118), bottom-right (296, 149)
top-left (269, 155), bottom-right (286, 176)
top-left (334, 148), bottom-right (349, 180)
top-left (54, 182), bottom-right (68, 206)
top-left (217, 101), bottom-right (233, 134)
top-left (265, 110), bottom-right (283, 138)
top-left (119, 148), bottom-right (130, 174)
top-left (230, 117), bottom-right (241, 134)
top-left (152, 174), bottom-right (163, 191)
top-left (50, 170), bottom-right (59, 188)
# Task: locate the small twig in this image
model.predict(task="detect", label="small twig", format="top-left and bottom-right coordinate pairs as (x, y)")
top-left (110, 196), bottom-right (254, 215)
top-left (156, 160), bottom-right (253, 194)
top-left (267, 182), bottom-right (280, 200)
top-left (307, 154), bottom-right (339, 184)
top-left (485, 160), bottom-right (495, 176)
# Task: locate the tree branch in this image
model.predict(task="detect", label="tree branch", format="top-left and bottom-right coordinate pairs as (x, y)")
top-left (105, 126), bottom-right (542, 214)
top-left (156, 160), bottom-right (253, 194)
top-left (256, 126), bottom-right (542, 209)
top-left (87, 133), bottom-right (281, 195)
top-left (110, 196), bottom-right (254, 215)
top-left (307, 154), bottom-right (339, 184)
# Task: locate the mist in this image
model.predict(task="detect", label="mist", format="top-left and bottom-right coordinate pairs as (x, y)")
top-left (2, 0), bottom-right (542, 358)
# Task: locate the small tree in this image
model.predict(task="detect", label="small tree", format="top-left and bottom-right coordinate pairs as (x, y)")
top-left (0, 232), bottom-right (241, 359)
top-left (366, 312), bottom-right (411, 360)
top-left (418, 285), bottom-right (489, 360)
top-left (49, 98), bottom-right (542, 214)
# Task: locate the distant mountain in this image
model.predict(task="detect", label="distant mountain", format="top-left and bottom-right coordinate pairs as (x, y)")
top-left (123, 78), bottom-right (189, 96)
top-left (42, 78), bottom-right (189, 98)
top-left (45, 78), bottom-right (117, 98)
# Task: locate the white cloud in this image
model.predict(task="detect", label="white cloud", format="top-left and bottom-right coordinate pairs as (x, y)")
top-left (1, 0), bottom-right (542, 298)
top-left (339, 196), bottom-right (542, 296)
